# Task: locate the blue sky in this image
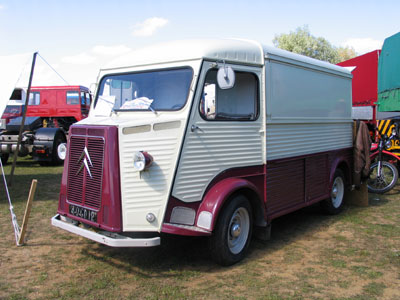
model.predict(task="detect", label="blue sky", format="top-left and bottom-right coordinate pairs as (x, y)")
top-left (0, 0), bottom-right (399, 88)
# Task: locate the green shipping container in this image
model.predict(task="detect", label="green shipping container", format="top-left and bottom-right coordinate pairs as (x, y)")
top-left (377, 32), bottom-right (400, 112)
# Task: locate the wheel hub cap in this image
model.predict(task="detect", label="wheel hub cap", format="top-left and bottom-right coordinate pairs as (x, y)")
top-left (227, 207), bottom-right (250, 255)
top-left (231, 223), bottom-right (241, 238)
top-left (331, 186), bottom-right (338, 199)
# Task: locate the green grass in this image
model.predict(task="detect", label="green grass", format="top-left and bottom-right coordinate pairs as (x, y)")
top-left (0, 158), bottom-right (399, 300)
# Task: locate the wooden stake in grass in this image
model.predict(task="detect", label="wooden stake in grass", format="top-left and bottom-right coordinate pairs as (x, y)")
top-left (17, 179), bottom-right (38, 246)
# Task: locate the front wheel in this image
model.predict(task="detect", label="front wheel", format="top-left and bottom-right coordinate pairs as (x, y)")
top-left (367, 161), bottom-right (398, 194)
top-left (0, 153), bottom-right (9, 165)
top-left (209, 195), bottom-right (253, 266)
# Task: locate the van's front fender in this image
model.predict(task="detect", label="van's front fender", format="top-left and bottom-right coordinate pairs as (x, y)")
top-left (195, 177), bottom-right (262, 232)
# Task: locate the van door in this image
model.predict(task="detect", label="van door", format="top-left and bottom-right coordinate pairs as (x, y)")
top-left (172, 61), bottom-right (265, 203)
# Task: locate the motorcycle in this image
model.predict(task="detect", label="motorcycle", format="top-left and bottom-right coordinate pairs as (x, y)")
top-left (367, 128), bottom-right (399, 194)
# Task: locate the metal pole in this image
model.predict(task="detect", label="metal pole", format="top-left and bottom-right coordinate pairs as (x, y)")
top-left (9, 52), bottom-right (38, 186)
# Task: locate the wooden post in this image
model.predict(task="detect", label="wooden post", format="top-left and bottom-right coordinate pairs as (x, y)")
top-left (344, 182), bottom-right (369, 207)
top-left (17, 179), bottom-right (37, 246)
top-left (9, 52), bottom-right (38, 186)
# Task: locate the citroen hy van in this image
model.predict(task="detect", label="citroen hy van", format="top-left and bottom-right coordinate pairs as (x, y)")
top-left (52, 39), bottom-right (353, 265)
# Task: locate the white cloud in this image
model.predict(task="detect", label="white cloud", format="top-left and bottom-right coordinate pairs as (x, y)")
top-left (342, 38), bottom-right (383, 54)
top-left (132, 17), bottom-right (169, 37)
top-left (92, 45), bottom-right (131, 56)
top-left (61, 52), bottom-right (96, 65)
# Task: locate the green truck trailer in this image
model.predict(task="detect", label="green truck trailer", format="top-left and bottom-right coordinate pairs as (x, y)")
top-left (377, 32), bottom-right (400, 113)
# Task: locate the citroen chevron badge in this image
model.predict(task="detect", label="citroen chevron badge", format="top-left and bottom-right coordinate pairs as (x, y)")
top-left (76, 146), bottom-right (93, 178)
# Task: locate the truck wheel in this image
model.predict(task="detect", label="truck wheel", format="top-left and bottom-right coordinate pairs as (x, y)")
top-left (321, 169), bottom-right (345, 215)
top-left (51, 132), bottom-right (66, 165)
top-left (209, 195), bottom-right (253, 266)
top-left (57, 143), bottom-right (67, 161)
top-left (0, 153), bottom-right (9, 165)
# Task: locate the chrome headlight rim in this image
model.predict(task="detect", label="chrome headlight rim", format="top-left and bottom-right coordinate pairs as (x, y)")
top-left (133, 151), bottom-right (153, 171)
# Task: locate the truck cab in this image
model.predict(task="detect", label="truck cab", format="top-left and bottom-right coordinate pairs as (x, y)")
top-left (0, 88), bottom-right (27, 129)
top-left (0, 85), bottom-right (92, 164)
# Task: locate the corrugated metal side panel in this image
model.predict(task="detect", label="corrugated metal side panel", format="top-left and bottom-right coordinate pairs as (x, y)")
top-left (266, 159), bottom-right (305, 213)
top-left (119, 125), bottom-right (183, 231)
top-left (305, 154), bottom-right (328, 201)
top-left (266, 123), bottom-right (352, 161)
top-left (172, 122), bottom-right (263, 202)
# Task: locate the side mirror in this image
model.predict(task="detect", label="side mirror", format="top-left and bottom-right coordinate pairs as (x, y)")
top-left (217, 65), bottom-right (235, 89)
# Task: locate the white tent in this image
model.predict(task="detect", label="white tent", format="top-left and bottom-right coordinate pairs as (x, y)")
top-left (0, 53), bottom-right (32, 115)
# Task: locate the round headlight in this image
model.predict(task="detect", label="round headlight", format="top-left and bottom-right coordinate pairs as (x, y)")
top-left (133, 151), bottom-right (153, 171)
top-left (133, 151), bottom-right (146, 171)
top-left (385, 140), bottom-right (392, 149)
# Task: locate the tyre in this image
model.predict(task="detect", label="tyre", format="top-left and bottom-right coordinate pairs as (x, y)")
top-left (321, 169), bottom-right (345, 215)
top-left (51, 132), bottom-right (66, 165)
top-left (367, 161), bottom-right (398, 194)
top-left (0, 153), bottom-right (9, 165)
top-left (209, 195), bottom-right (253, 266)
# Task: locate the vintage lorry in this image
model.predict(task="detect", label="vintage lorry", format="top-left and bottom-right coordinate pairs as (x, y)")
top-left (52, 39), bottom-right (353, 265)
top-left (0, 85), bottom-right (91, 164)
top-left (337, 50), bottom-right (380, 121)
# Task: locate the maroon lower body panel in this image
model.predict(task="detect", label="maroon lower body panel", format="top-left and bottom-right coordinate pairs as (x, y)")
top-left (266, 148), bottom-right (352, 221)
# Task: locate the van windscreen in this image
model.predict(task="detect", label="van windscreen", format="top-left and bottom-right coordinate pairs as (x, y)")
top-left (96, 68), bottom-right (193, 112)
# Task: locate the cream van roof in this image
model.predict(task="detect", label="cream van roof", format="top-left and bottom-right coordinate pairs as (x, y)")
top-left (101, 39), bottom-right (350, 76)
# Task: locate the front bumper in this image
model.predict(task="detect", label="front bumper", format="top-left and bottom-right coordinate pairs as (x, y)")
top-left (51, 214), bottom-right (160, 247)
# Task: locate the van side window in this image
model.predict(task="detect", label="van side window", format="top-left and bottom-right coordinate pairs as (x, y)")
top-left (66, 91), bottom-right (80, 105)
top-left (200, 70), bottom-right (258, 121)
top-left (28, 92), bottom-right (40, 105)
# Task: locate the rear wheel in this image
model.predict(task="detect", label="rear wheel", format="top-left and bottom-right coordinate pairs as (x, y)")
top-left (209, 195), bottom-right (253, 266)
top-left (51, 132), bottom-right (66, 165)
top-left (321, 169), bottom-right (345, 215)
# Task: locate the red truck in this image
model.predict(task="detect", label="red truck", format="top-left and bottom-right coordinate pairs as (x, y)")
top-left (0, 85), bottom-right (91, 164)
top-left (338, 50), bottom-right (381, 122)
top-left (337, 50), bottom-right (381, 122)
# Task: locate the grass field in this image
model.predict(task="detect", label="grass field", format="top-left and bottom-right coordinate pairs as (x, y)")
top-left (0, 157), bottom-right (399, 300)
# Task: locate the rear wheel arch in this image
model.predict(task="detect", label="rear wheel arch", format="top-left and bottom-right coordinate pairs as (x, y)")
top-left (336, 162), bottom-right (350, 185)
top-left (330, 159), bottom-right (351, 188)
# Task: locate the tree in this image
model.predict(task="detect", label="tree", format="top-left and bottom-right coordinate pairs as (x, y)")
top-left (273, 26), bottom-right (356, 64)
top-left (337, 46), bottom-right (357, 62)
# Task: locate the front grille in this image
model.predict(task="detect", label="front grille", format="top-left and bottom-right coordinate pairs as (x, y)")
top-left (67, 133), bottom-right (105, 210)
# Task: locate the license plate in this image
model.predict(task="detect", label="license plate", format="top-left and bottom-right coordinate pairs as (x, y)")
top-left (69, 204), bottom-right (97, 222)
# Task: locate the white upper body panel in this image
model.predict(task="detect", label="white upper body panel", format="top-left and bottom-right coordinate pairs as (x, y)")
top-left (98, 39), bottom-right (351, 77)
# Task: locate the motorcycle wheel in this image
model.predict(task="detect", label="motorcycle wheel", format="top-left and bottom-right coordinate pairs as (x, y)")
top-left (367, 161), bottom-right (399, 194)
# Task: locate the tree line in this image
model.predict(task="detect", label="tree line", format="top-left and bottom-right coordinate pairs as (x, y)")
top-left (273, 25), bottom-right (356, 64)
